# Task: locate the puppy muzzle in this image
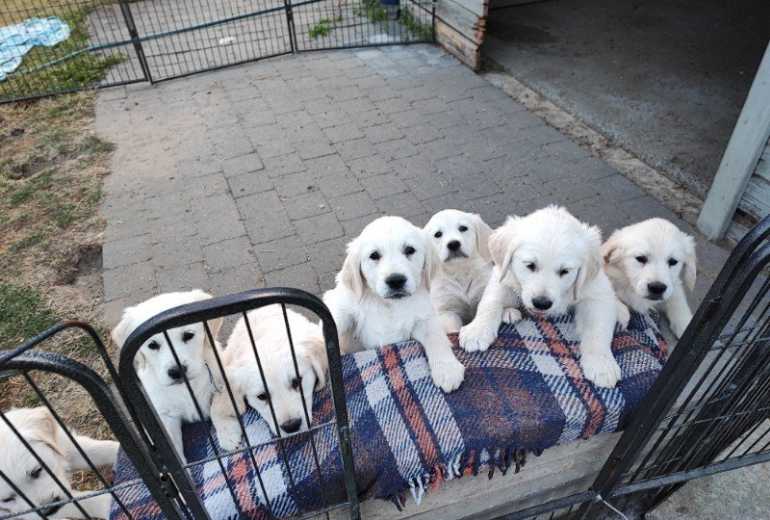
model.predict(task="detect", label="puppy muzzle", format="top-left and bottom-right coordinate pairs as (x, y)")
top-left (444, 250), bottom-right (468, 262)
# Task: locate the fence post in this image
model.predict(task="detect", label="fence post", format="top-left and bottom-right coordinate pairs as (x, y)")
top-left (118, 0), bottom-right (154, 84)
top-left (284, 0), bottom-right (298, 53)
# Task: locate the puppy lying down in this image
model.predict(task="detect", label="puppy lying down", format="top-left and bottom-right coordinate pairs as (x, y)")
top-left (602, 218), bottom-right (697, 338)
top-left (324, 216), bottom-right (465, 393)
top-left (215, 304), bottom-right (328, 450)
top-left (460, 205), bottom-right (622, 388)
top-left (0, 407), bottom-right (119, 519)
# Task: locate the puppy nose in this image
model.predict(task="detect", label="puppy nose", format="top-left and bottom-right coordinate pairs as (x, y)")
top-left (647, 282), bottom-right (667, 296)
top-left (167, 365), bottom-right (188, 380)
top-left (281, 418), bottom-right (302, 434)
top-left (385, 274), bottom-right (407, 290)
top-left (532, 296), bottom-right (553, 311)
top-left (447, 240), bottom-right (461, 252)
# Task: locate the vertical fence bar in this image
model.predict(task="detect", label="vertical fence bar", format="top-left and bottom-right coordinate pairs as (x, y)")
top-left (118, 0), bottom-right (153, 83)
top-left (284, 0), bottom-right (297, 53)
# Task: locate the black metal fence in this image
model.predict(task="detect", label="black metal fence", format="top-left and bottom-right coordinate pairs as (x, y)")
top-left (0, 0), bottom-right (435, 103)
top-left (3, 217), bottom-right (770, 520)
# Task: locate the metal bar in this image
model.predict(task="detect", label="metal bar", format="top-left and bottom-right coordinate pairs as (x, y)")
top-left (118, 0), bottom-right (153, 83)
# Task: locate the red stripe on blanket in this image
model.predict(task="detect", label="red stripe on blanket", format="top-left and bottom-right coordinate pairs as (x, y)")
top-left (538, 319), bottom-right (605, 438)
top-left (382, 348), bottom-right (440, 467)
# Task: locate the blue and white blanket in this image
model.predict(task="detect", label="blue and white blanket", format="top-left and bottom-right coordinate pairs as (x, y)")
top-left (0, 17), bottom-right (70, 81)
top-left (110, 311), bottom-right (667, 519)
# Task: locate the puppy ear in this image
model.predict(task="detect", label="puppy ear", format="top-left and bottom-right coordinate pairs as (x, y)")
top-left (601, 231), bottom-right (624, 266)
top-left (111, 307), bottom-right (136, 348)
top-left (682, 233), bottom-right (697, 291)
top-left (204, 317), bottom-right (224, 348)
top-left (20, 407), bottom-right (62, 456)
top-left (489, 217), bottom-right (520, 282)
top-left (339, 238), bottom-right (365, 297)
top-left (574, 224), bottom-right (603, 301)
top-left (422, 231), bottom-right (441, 290)
top-left (302, 332), bottom-right (328, 390)
top-left (472, 213), bottom-right (493, 261)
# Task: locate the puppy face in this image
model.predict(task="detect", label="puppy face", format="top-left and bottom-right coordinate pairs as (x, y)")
top-left (339, 216), bottom-right (437, 300)
top-left (425, 209), bottom-right (492, 263)
top-left (602, 218), bottom-right (696, 302)
top-left (0, 408), bottom-right (69, 519)
top-left (111, 290), bottom-right (222, 387)
top-left (490, 206), bottom-right (602, 316)
top-left (229, 308), bottom-right (327, 437)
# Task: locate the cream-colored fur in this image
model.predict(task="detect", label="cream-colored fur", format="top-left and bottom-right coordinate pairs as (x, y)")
top-left (602, 218), bottom-right (697, 338)
top-left (459, 206), bottom-right (621, 388)
top-left (0, 407), bottom-right (119, 519)
top-left (213, 304), bottom-right (328, 449)
top-left (323, 216), bottom-right (465, 393)
top-left (111, 290), bottom-right (228, 463)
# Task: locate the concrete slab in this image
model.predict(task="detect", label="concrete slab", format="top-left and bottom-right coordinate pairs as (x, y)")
top-left (484, 0), bottom-right (770, 198)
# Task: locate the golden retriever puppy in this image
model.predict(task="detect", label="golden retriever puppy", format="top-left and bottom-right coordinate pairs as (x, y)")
top-left (323, 216), bottom-right (465, 393)
top-left (111, 290), bottom-right (230, 463)
top-left (0, 407), bottom-right (118, 519)
top-left (459, 206), bottom-right (621, 388)
top-left (213, 304), bottom-right (328, 449)
top-left (602, 218), bottom-right (697, 338)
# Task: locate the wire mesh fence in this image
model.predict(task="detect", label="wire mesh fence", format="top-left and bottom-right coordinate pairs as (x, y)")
top-left (0, 0), bottom-right (435, 102)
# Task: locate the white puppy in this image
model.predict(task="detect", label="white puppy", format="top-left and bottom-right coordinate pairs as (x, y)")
top-left (424, 209), bottom-right (495, 334)
top-left (111, 290), bottom-right (229, 463)
top-left (214, 304), bottom-right (328, 450)
top-left (602, 218), bottom-right (697, 338)
top-left (0, 407), bottom-right (119, 519)
top-left (324, 216), bottom-right (465, 393)
top-left (459, 206), bottom-right (622, 388)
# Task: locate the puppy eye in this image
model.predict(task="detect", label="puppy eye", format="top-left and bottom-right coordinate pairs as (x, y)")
top-left (291, 376), bottom-right (302, 390)
top-left (668, 258), bottom-right (678, 267)
top-left (256, 392), bottom-right (268, 401)
top-left (636, 255), bottom-right (648, 264)
top-left (525, 262), bottom-right (536, 272)
top-left (558, 268), bottom-right (569, 277)
top-left (434, 231), bottom-right (442, 238)
top-left (182, 331), bottom-right (195, 342)
top-left (369, 251), bottom-right (381, 261)
top-left (1, 496), bottom-right (15, 503)
top-left (404, 245), bottom-right (416, 256)
top-left (29, 467), bottom-right (42, 480)
top-left (147, 340), bottom-right (160, 351)
top-left (458, 225), bottom-right (468, 232)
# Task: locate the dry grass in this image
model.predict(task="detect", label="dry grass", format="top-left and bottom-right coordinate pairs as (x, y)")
top-left (0, 92), bottom-right (115, 445)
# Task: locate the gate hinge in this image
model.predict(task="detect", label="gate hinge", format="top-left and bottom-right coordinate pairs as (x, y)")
top-left (159, 472), bottom-right (181, 500)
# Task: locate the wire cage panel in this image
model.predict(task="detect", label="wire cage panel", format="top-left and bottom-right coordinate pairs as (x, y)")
top-left (115, 288), bottom-right (360, 520)
top-left (0, 322), bottom-right (185, 520)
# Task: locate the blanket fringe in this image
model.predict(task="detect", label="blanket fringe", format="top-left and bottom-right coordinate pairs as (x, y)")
top-left (385, 444), bottom-right (531, 508)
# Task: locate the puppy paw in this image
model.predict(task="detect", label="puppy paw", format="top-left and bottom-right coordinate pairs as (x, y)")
top-left (429, 355), bottom-right (465, 393)
top-left (459, 321), bottom-right (498, 352)
top-left (501, 307), bottom-right (522, 324)
top-left (581, 352), bottom-right (622, 388)
top-left (669, 317), bottom-right (691, 339)
top-left (216, 421), bottom-right (243, 452)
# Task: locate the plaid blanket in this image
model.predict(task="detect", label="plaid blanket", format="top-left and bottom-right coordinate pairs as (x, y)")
top-left (110, 311), bottom-right (666, 520)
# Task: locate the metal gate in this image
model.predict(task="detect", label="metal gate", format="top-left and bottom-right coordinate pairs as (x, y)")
top-left (0, 0), bottom-right (435, 103)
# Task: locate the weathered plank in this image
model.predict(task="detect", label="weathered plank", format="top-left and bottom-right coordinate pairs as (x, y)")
top-left (697, 42), bottom-right (770, 239)
top-left (740, 171), bottom-right (770, 221)
top-left (752, 138), bottom-right (770, 183)
top-left (436, 0), bottom-right (487, 44)
top-left (450, 0), bottom-right (485, 17)
top-left (435, 18), bottom-right (482, 70)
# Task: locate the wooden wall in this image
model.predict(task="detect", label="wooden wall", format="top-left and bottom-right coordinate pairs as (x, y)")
top-left (433, 0), bottom-right (488, 70)
top-left (738, 137), bottom-right (770, 222)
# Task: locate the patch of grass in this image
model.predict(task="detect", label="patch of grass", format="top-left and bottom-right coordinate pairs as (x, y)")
top-left (400, 5), bottom-right (433, 40)
top-left (309, 18), bottom-right (334, 39)
top-left (355, 0), bottom-right (434, 39)
top-left (0, 1), bottom-right (125, 101)
top-left (0, 283), bottom-right (57, 348)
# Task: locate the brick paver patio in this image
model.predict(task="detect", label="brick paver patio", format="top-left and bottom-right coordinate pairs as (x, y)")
top-left (95, 44), bottom-right (728, 325)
